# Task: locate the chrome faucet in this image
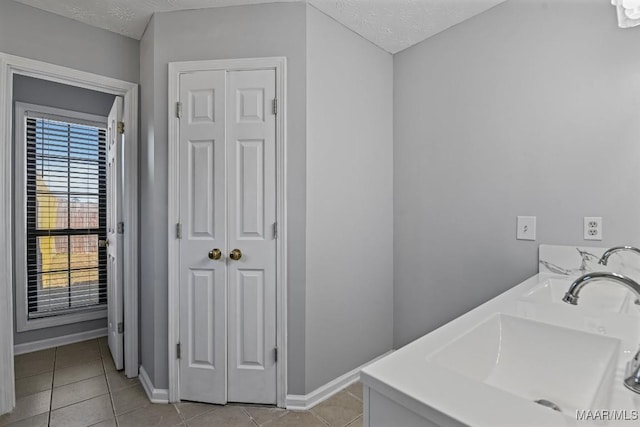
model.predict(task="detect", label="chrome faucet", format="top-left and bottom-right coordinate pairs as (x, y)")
top-left (599, 246), bottom-right (640, 266)
top-left (562, 271), bottom-right (640, 394)
top-left (562, 272), bottom-right (640, 305)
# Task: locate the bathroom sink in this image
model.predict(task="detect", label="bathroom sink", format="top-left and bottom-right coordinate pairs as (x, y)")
top-left (428, 314), bottom-right (620, 414)
top-left (522, 277), bottom-right (634, 313)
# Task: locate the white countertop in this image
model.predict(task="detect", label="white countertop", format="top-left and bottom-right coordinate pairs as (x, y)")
top-left (361, 273), bottom-right (640, 427)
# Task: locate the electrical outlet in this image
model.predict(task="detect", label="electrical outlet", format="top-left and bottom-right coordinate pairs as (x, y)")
top-left (517, 216), bottom-right (536, 241)
top-left (584, 217), bottom-right (602, 241)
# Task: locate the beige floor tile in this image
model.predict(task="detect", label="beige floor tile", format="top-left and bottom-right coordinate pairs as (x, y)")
top-left (175, 402), bottom-right (217, 421)
top-left (311, 392), bottom-right (362, 427)
top-left (0, 390), bottom-right (51, 426)
top-left (97, 338), bottom-right (109, 358)
top-left (52, 375), bottom-right (109, 410)
top-left (55, 347), bottom-right (101, 369)
top-left (15, 372), bottom-right (52, 399)
top-left (345, 383), bottom-right (363, 401)
top-left (346, 416), bottom-right (362, 427)
top-left (242, 405), bottom-right (287, 426)
top-left (14, 356), bottom-right (54, 380)
top-left (268, 411), bottom-right (328, 427)
top-left (56, 340), bottom-right (100, 356)
top-left (14, 349), bottom-right (55, 365)
top-left (49, 394), bottom-right (114, 427)
top-left (117, 403), bottom-right (183, 427)
top-left (53, 359), bottom-right (104, 388)
top-left (111, 384), bottom-right (150, 415)
top-left (186, 406), bottom-right (254, 427)
top-left (1, 412), bottom-right (48, 427)
top-left (88, 418), bottom-right (117, 427)
top-left (102, 354), bottom-right (117, 373)
top-left (105, 370), bottom-right (139, 393)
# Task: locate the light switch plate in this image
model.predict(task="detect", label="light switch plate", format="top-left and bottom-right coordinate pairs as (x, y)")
top-left (517, 216), bottom-right (536, 241)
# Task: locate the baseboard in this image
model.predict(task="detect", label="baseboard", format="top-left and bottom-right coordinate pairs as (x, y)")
top-left (285, 350), bottom-right (394, 411)
top-left (139, 365), bottom-right (169, 404)
top-left (13, 328), bottom-right (107, 355)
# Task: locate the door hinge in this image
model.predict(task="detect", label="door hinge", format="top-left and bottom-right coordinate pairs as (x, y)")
top-left (274, 347), bottom-right (278, 362)
top-left (117, 222), bottom-right (125, 234)
top-left (117, 121), bottom-right (125, 135)
top-left (176, 102), bottom-right (183, 119)
top-left (272, 99), bottom-right (277, 115)
top-left (177, 343), bottom-right (181, 359)
top-left (273, 222), bottom-right (278, 239)
top-left (176, 223), bottom-right (182, 239)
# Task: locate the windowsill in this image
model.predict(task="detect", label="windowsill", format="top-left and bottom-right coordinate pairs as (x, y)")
top-left (16, 307), bottom-right (107, 333)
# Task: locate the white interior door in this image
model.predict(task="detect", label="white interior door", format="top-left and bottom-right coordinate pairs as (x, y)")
top-left (227, 69), bottom-right (277, 404)
top-left (178, 68), bottom-right (277, 405)
top-left (178, 70), bottom-right (228, 404)
top-left (107, 96), bottom-right (124, 370)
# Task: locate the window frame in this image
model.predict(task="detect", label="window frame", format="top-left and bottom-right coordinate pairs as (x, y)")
top-left (14, 102), bottom-right (108, 332)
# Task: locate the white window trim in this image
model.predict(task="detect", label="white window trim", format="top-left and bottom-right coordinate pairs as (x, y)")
top-left (14, 102), bottom-right (108, 332)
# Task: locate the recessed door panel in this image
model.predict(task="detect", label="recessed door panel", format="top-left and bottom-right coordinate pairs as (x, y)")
top-left (189, 269), bottom-right (216, 369)
top-left (237, 89), bottom-right (265, 123)
top-left (189, 140), bottom-right (215, 238)
top-left (236, 270), bottom-right (265, 369)
top-left (237, 139), bottom-right (265, 239)
top-left (190, 89), bottom-right (215, 123)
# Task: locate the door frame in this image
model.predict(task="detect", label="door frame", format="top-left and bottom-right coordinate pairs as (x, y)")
top-left (167, 57), bottom-right (287, 406)
top-left (0, 52), bottom-right (140, 415)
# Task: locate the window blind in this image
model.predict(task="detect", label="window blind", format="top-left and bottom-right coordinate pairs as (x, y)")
top-left (25, 116), bottom-right (107, 318)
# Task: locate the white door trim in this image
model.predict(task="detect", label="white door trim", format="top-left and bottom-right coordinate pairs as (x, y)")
top-left (0, 52), bottom-right (140, 415)
top-left (167, 57), bottom-right (288, 407)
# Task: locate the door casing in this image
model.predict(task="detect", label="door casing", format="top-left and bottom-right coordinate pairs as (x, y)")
top-left (167, 57), bottom-right (287, 407)
top-left (0, 52), bottom-right (140, 415)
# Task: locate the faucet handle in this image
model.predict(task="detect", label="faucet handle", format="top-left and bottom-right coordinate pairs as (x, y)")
top-left (624, 351), bottom-right (640, 392)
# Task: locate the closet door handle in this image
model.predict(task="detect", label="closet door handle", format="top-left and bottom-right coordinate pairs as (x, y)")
top-left (229, 249), bottom-right (242, 261)
top-left (208, 248), bottom-right (222, 260)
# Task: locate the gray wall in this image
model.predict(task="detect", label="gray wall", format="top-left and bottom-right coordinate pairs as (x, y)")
top-left (140, 3), bottom-right (308, 392)
top-left (305, 6), bottom-right (394, 392)
top-left (0, 0), bottom-right (139, 83)
top-left (393, 0), bottom-right (640, 348)
top-left (139, 14), bottom-right (158, 388)
top-left (12, 75), bottom-right (116, 345)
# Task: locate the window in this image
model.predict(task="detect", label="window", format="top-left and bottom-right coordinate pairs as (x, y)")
top-left (15, 103), bottom-right (108, 331)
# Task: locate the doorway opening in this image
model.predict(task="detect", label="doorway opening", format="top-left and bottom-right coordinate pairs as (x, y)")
top-left (0, 53), bottom-right (139, 415)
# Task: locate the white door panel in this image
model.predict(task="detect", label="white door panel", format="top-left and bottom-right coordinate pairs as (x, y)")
top-left (107, 96), bottom-right (124, 370)
top-left (227, 69), bottom-right (277, 404)
top-left (179, 70), bottom-right (227, 404)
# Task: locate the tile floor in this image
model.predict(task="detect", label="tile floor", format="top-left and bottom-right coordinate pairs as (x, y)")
top-left (1, 338), bottom-right (364, 427)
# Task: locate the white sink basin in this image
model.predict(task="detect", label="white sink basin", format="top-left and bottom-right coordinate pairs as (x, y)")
top-left (522, 277), bottom-right (634, 313)
top-left (428, 314), bottom-right (620, 414)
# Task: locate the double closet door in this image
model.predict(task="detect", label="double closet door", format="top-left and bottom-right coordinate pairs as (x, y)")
top-left (178, 69), bottom-right (277, 405)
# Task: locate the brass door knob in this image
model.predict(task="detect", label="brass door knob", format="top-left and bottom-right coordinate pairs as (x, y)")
top-left (208, 248), bottom-right (222, 260)
top-left (229, 249), bottom-right (242, 261)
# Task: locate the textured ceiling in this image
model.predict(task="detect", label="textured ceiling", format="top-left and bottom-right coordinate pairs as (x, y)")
top-left (12, 0), bottom-right (507, 53)
top-left (309, 0), bottom-right (507, 53)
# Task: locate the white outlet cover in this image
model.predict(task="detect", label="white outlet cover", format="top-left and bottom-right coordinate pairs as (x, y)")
top-left (584, 217), bottom-right (603, 241)
top-left (517, 216), bottom-right (536, 241)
